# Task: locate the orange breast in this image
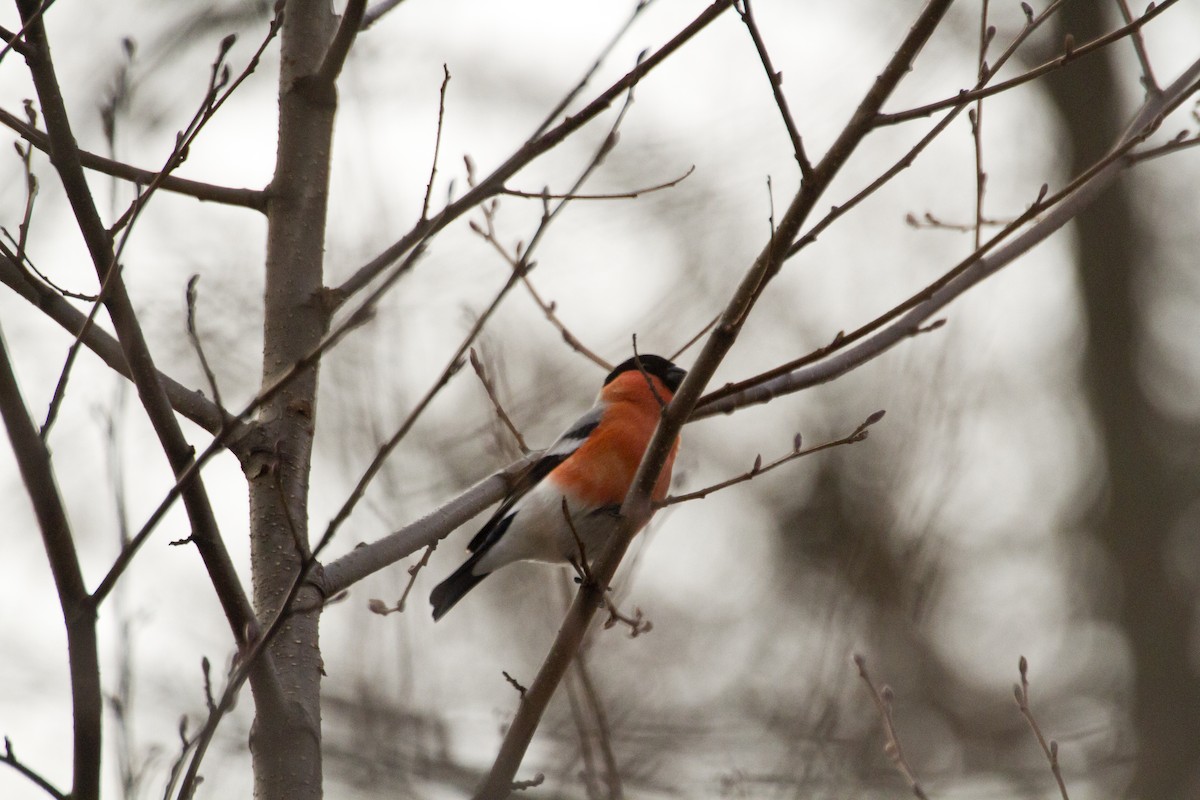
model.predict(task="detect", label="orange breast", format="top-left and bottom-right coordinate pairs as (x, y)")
top-left (554, 400), bottom-right (679, 508)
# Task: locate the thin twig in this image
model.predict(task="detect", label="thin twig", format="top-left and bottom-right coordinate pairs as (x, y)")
top-left (471, 199), bottom-right (612, 369)
top-left (315, 269), bottom-right (521, 558)
top-left (1, 737), bottom-right (68, 800)
top-left (185, 275), bottom-right (223, 412)
top-left (500, 164), bottom-right (694, 201)
top-left (421, 65), bottom-right (451, 221)
top-left (631, 338), bottom-right (668, 411)
top-left (315, 0), bottom-right (366, 85)
top-left (736, 0), bottom-right (813, 181)
top-left (659, 410), bottom-right (884, 506)
top-left (854, 654), bottom-right (929, 800)
top-left (877, 0), bottom-right (1178, 126)
top-left (523, 274), bottom-right (613, 369)
top-left (971, 0), bottom-right (992, 253)
top-left (905, 210), bottom-right (1008, 232)
top-left (362, 0), bottom-right (409, 29)
top-left (0, 0), bottom-right (57, 64)
top-left (331, 0), bottom-right (735, 307)
top-left (570, 616), bottom-right (624, 799)
top-left (1127, 130), bottom-right (1200, 162)
top-left (0, 247), bottom-right (234, 437)
top-left (511, 773), bottom-right (545, 792)
top-left (469, 348), bottom-right (530, 452)
top-left (38, 260), bottom-right (120, 438)
top-left (14, 125), bottom-right (38, 263)
top-left (503, 670), bottom-right (528, 698)
top-left (2, 231), bottom-right (96, 300)
top-left (0, 328), bottom-right (101, 800)
top-left (368, 543), bottom-right (437, 615)
top-left (109, 12), bottom-right (283, 235)
top-left (469, 72), bottom-right (644, 371)
top-left (563, 496), bottom-right (596, 588)
top-left (1014, 656), bottom-right (1071, 800)
top-left (670, 313), bottom-right (719, 362)
top-left (0, 106), bottom-right (266, 209)
top-left (600, 598), bottom-right (651, 638)
top-left (1116, 0), bottom-right (1160, 95)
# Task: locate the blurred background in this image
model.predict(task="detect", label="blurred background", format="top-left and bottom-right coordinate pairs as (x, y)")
top-left (2, 1), bottom-right (1199, 798)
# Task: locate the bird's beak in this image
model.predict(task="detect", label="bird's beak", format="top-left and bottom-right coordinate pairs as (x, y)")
top-left (667, 366), bottom-right (687, 390)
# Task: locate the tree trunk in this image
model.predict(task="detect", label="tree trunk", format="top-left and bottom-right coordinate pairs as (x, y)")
top-left (248, 1), bottom-right (337, 797)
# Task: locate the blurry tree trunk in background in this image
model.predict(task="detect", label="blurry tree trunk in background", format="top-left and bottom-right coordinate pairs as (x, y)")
top-left (1044, 5), bottom-right (1200, 797)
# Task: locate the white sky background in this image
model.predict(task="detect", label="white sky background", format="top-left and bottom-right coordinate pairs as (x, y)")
top-left (2, 1), bottom-right (1199, 798)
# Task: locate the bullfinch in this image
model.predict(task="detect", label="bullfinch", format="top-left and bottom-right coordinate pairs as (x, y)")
top-left (430, 354), bottom-right (686, 620)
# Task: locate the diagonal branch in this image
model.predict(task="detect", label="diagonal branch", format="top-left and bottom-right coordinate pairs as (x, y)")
top-left (736, 0), bottom-right (813, 181)
top-left (0, 328), bottom-right (101, 800)
top-left (314, 0), bottom-right (366, 86)
top-left (0, 106), bottom-right (267, 210)
top-left (1, 736), bottom-right (67, 800)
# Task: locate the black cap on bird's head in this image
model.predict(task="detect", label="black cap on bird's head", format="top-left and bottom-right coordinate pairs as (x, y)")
top-left (604, 354), bottom-right (687, 393)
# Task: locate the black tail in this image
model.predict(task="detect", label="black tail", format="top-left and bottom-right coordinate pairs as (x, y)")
top-left (430, 552), bottom-right (490, 621)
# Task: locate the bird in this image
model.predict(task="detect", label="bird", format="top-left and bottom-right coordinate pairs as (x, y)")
top-left (430, 354), bottom-right (687, 620)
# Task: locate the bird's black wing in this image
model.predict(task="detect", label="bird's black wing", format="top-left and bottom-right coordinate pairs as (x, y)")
top-left (465, 406), bottom-right (602, 553)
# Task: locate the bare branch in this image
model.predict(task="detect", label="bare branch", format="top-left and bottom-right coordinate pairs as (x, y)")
top-left (362, 0), bottom-right (410, 31)
top-left (736, 0), bottom-right (813, 180)
top-left (1, 737), bottom-right (68, 800)
top-left (970, 0), bottom-right (991, 252)
top-left (331, 0), bottom-right (736, 307)
top-left (315, 0), bottom-right (367, 86)
top-left (0, 328), bottom-right (101, 800)
top-left (698, 53), bottom-right (1200, 418)
top-left (658, 410), bottom-right (884, 506)
top-left (0, 249), bottom-right (236, 437)
top-left (503, 670), bottom-right (528, 698)
top-left (367, 543), bottom-right (437, 615)
top-left (38, 258), bottom-right (125, 439)
top-left (519, 273), bottom-right (613, 370)
top-left (670, 313), bottom-right (719, 361)
top-left (499, 164), bottom-right (694, 201)
top-left (1014, 656), bottom-right (1071, 800)
top-left (184, 276), bottom-right (223, 412)
top-left (854, 654), bottom-right (929, 800)
top-left (0, 106), bottom-right (267, 210)
top-left (877, 0), bottom-right (1179, 126)
top-left (421, 65), bottom-right (451, 221)
top-left (0, 0), bottom-right (57, 63)
top-left (470, 348), bottom-right (530, 453)
top-left (1116, 0), bottom-right (1161, 95)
